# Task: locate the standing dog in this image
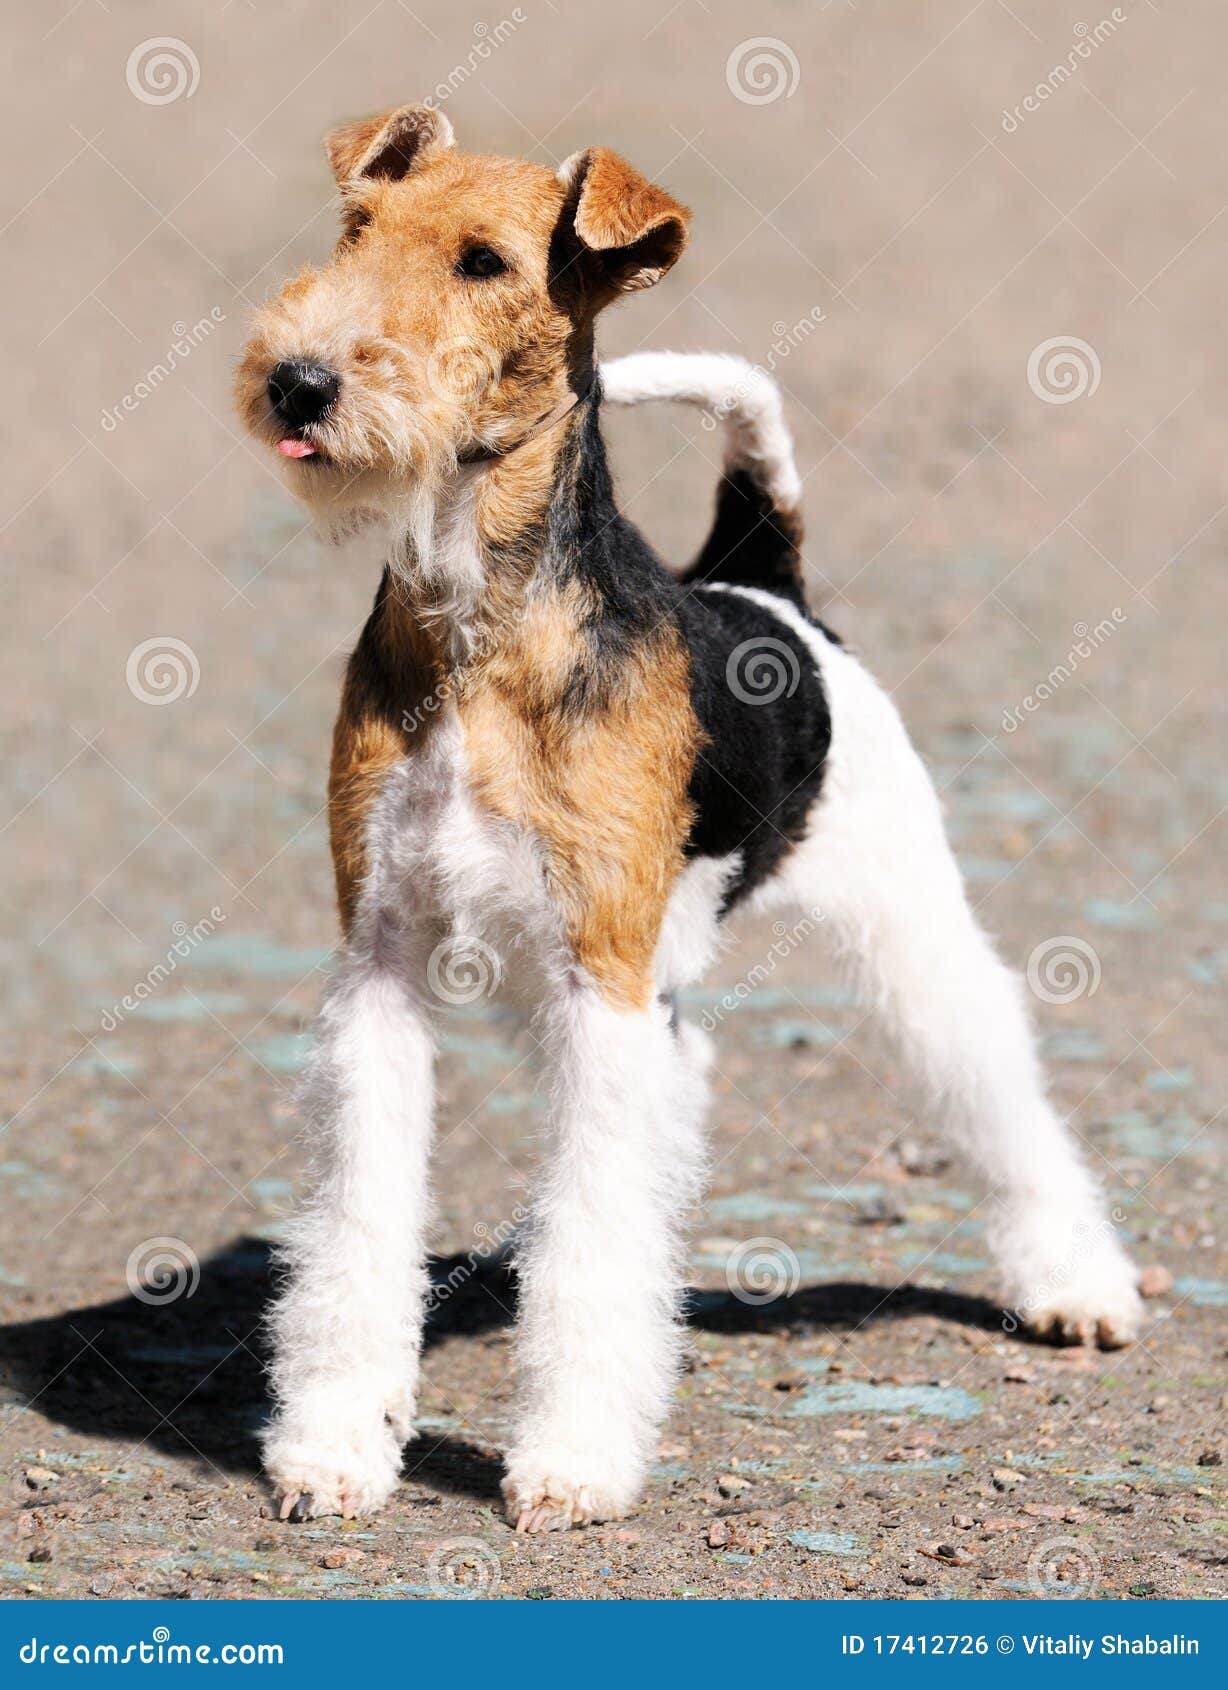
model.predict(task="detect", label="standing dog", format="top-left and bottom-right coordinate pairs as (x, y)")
top-left (236, 106), bottom-right (1142, 1532)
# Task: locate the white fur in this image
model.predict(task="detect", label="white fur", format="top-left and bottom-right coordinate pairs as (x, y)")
top-left (714, 584), bottom-right (1142, 1343)
top-left (266, 510), bottom-right (1140, 1529)
top-left (602, 351), bottom-right (802, 513)
top-left (654, 851), bottom-right (740, 992)
top-left (503, 987), bottom-right (709, 1528)
top-left (261, 950), bottom-right (435, 1517)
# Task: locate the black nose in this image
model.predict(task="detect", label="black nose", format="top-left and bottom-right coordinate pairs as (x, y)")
top-left (267, 360), bottom-right (339, 429)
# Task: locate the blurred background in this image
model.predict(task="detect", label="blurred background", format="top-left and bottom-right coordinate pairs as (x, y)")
top-left (0, 0), bottom-right (1223, 1599)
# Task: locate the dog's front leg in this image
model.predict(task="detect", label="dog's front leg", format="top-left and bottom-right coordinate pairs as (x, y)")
top-left (503, 988), bottom-right (707, 1532)
top-left (262, 952), bottom-right (435, 1520)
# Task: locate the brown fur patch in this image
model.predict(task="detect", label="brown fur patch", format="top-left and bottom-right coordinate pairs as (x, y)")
top-left (328, 577), bottom-right (443, 933)
top-left (459, 594), bottom-right (698, 1011)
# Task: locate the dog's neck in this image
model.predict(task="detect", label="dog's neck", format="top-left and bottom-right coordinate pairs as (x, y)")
top-left (377, 383), bottom-right (627, 676)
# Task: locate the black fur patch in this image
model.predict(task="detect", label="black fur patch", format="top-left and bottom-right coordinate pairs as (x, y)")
top-left (676, 585), bottom-right (830, 908)
top-left (546, 390), bottom-right (833, 910)
top-left (684, 468), bottom-right (806, 608)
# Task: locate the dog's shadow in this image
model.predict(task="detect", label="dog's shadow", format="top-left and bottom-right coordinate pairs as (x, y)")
top-left (0, 1237), bottom-right (1004, 1505)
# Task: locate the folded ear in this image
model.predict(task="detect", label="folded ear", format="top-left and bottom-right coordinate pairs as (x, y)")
top-left (557, 148), bottom-right (690, 298)
top-left (324, 104), bottom-right (454, 186)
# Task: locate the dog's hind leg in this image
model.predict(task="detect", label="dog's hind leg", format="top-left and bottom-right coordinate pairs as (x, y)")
top-left (261, 933), bottom-right (436, 1520)
top-left (745, 595), bottom-right (1142, 1349)
top-left (502, 988), bottom-right (708, 1532)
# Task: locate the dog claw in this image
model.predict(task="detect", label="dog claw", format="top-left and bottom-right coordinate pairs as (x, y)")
top-left (515, 1503), bottom-right (567, 1534)
top-left (283, 1493), bottom-right (312, 1523)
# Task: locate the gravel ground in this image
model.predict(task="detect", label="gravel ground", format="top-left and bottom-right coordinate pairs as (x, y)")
top-left (1, 0), bottom-right (1224, 1601)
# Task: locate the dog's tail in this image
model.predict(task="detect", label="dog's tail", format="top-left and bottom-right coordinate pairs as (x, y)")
top-left (601, 351), bottom-right (805, 603)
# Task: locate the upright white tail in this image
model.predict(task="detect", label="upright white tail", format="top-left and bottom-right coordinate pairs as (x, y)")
top-left (601, 350), bottom-right (805, 600)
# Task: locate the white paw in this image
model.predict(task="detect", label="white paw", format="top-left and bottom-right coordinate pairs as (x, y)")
top-left (999, 1206), bottom-right (1144, 1350)
top-left (264, 1414), bottom-right (403, 1521)
top-left (1022, 1274), bottom-right (1144, 1350)
top-left (501, 1462), bottom-right (635, 1534)
top-left (384, 1387), bottom-right (416, 1445)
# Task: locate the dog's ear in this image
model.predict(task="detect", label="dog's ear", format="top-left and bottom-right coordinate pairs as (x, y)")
top-left (324, 105), bottom-right (454, 186)
top-left (557, 148), bottom-right (690, 300)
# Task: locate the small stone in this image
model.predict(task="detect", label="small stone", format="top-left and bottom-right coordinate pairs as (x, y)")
top-left (895, 1138), bottom-right (950, 1178)
top-left (28, 1546), bottom-right (53, 1564)
top-left (901, 1572), bottom-right (927, 1586)
top-left (254, 1536), bottom-right (277, 1552)
top-left (88, 1575), bottom-right (115, 1597)
top-left (525, 1587), bottom-right (553, 1600)
top-left (319, 1547), bottom-right (363, 1569)
top-left (992, 1467), bottom-right (1025, 1489)
top-left (1138, 1264), bottom-right (1172, 1298)
top-left (716, 1474), bottom-right (750, 1497)
top-left (952, 1514), bottom-right (976, 1529)
top-left (707, 1519), bottom-right (729, 1548)
top-left (855, 1195), bottom-right (904, 1226)
top-left (773, 1373), bottom-right (808, 1392)
top-left (1197, 1448), bottom-right (1221, 1467)
top-left (24, 1466), bottom-right (57, 1490)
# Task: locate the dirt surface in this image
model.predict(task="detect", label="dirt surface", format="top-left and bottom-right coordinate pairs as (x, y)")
top-left (1, 0), bottom-right (1225, 1601)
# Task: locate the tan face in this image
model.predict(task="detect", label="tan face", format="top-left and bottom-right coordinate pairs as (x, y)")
top-left (235, 106), bottom-right (690, 522)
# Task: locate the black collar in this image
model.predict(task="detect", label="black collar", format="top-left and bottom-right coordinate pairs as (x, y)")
top-left (457, 369), bottom-right (595, 466)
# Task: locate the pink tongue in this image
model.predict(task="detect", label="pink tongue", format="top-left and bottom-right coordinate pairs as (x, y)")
top-left (278, 438), bottom-right (316, 459)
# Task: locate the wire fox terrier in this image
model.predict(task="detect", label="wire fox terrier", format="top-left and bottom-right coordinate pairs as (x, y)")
top-left (236, 105), bottom-right (1143, 1532)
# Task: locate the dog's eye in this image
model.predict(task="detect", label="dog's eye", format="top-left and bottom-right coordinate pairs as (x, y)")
top-left (456, 245), bottom-right (508, 280)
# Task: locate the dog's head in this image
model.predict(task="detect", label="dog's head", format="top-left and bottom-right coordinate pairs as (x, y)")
top-left (236, 106), bottom-right (689, 526)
